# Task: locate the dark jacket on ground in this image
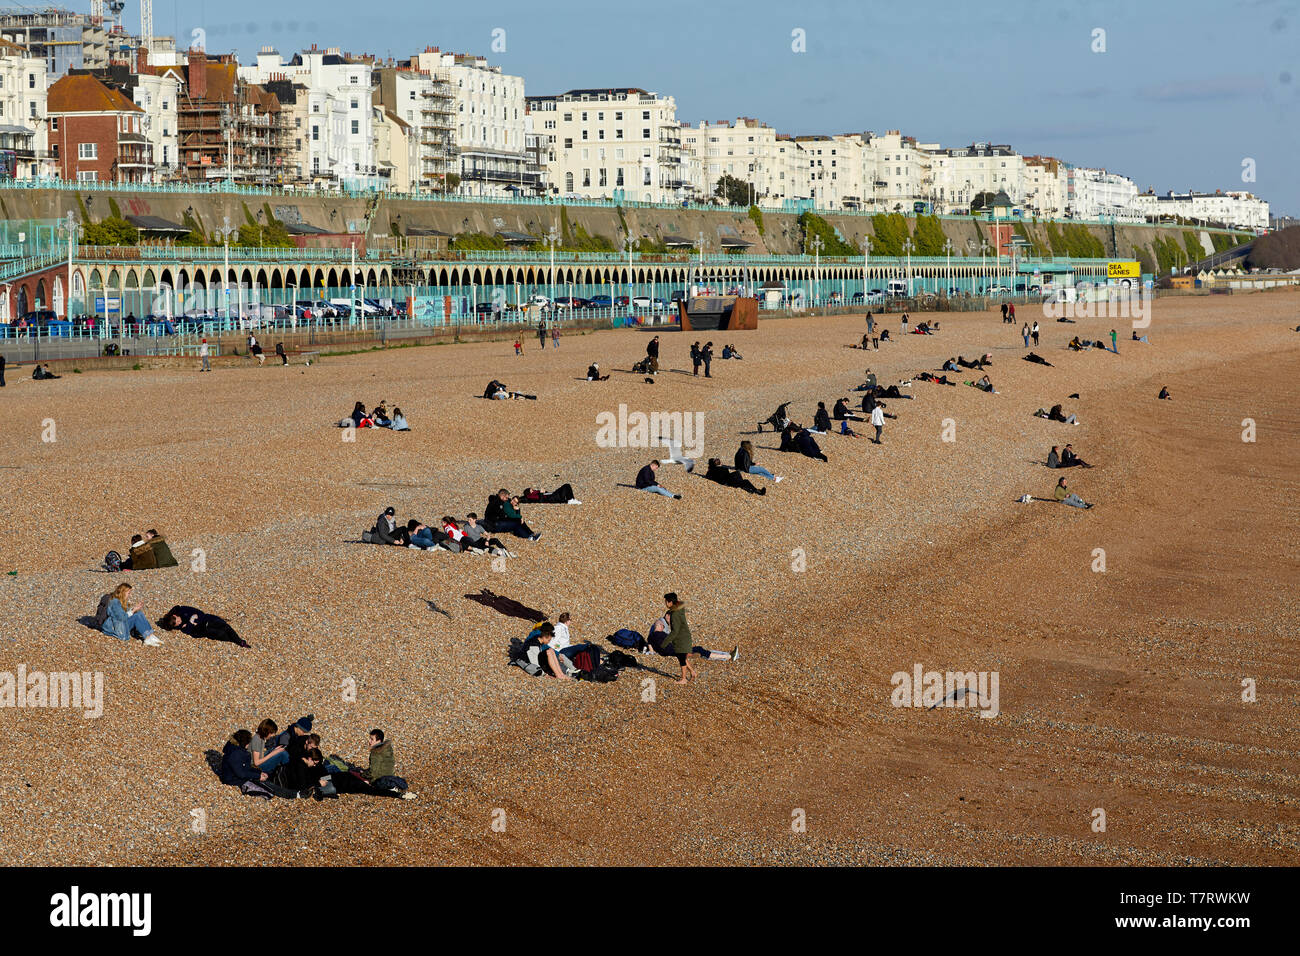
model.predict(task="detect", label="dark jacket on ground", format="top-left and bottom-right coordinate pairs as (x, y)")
top-left (219, 740), bottom-right (261, 785)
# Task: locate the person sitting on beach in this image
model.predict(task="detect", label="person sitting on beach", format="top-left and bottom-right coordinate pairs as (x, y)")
top-left (484, 490), bottom-right (541, 538)
top-left (1053, 477), bottom-right (1092, 509)
top-left (839, 419), bottom-right (862, 438)
top-left (32, 364), bottom-right (61, 380)
top-left (370, 506), bottom-right (408, 546)
top-left (635, 460), bottom-right (681, 499)
top-left (1046, 446), bottom-right (1062, 469)
top-left (812, 402), bottom-right (832, 433)
top-left (440, 516), bottom-right (472, 552)
top-left (972, 375), bottom-right (996, 393)
top-left (370, 403), bottom-right (392, 428)
top-left (789, 426), bottom-right (828, 462)
top-left (123, 533), bottom-right (154, 570)
top-left (94, 582), bottom-right (162, 646)
top-left (138, 529), bottom-right (178, 568)
top-left (1061, 443), bottom-right (1092, 469)
top-left (879, 329), bottom-right (891, 342)
top-left (858, 333), bottom-right (872, 350)
top-left (405, 518), bottom-right (439, 550)
top-left (521, 484), bottom-right (580, 505)
top-left (833, 398), bottom-right (863, 421)
top-left (156, 605), bottom-right (249, 647)
top-left (654, 592), bottom-right (738, 684)
top-left (735, 440), bottom-right (782, 483)
top-left (522, 622), bottom-right (574, 680)
top-left (462, 513), bottom-right (514, 557)
top-left (913, 321), bottom-right (933, 334)
top-left (1158, 385), bottom-right (1172, 400)
top-left (349, 401), bottom-right (373, 428)
top-left (248, 719), bottom-right (290, 774)
top-left (388, 407), bottom-right (410, 431)
top-left (704, 458), bottom-right (766, 495)
top-left (359, 729), bottom-right (415, 798)
top-left (586, 363), bottom-right (610, 381)
top-left (1046, 403), bottom-right (1079, 425)
top-left (1068, 336), bottom-right (1084, 351)
top-left (219, 730), bottom-right (269, 787)
top-left (943, 358), bottom-right (960, 372)
top-left (721, 344), bottom-right (742, 359)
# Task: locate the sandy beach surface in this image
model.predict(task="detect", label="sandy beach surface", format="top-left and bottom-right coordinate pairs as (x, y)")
top-left (1, 292), bottom-right (1297, 866)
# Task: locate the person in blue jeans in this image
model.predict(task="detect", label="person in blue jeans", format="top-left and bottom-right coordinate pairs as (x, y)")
top-left (250, 719), bottom-right (291, 773)
top-left (94, 582), bottom-right (161, 646)
top-left (735, 441), bottom-right (783, 482)
top-left (635, 460), bottom-right (681, 498)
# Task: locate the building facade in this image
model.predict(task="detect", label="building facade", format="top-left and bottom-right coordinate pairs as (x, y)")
top-left (1130, 190), bottom-right (1269, 231)
top-left (1068, 166), bottom-right (1139, 220)
top-left (47, 72), bottom-right (151, 182)
top-left (0, 36), bottom-right (49, 178)
top-left (528, 87), bottom-right (684, 202)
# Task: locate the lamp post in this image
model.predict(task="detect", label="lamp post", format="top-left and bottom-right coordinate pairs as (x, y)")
top-left (623, 233), bottom-right (639, 316)
top-left (809, 233), bottom-right (823, 305)
top-left (943, 238), bottom-right (953, 295)
top-left (860, 234), bottom-right (872, 302)
top-left (980, 240), bottom-right (990, 296)
top-left (218, 215), bottom-right (236, 329)
top-left (902, 238), bottom-right (914, 296)
top-left (65, 210), bottom-right (79, 326)
top-left (545, 225), bottom-right (559, 308)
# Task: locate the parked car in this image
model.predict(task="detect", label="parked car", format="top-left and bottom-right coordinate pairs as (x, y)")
top-left (614, 295), bottom-right (630, 307)
top-left (587, 294), bottom-right (613, 308)
top-left (474, 301), bottom-right (501, 316)
top-left (886, 279), bottom-right (909, 297)
top-left (631, 295), bottom-right (652, 309)
top-left (552, 296), bottom-right (587, 311)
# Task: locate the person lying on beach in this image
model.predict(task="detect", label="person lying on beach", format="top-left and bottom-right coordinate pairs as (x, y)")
top-left (94, 582), bottom-right (162, 646)
top-left (1132, 331), bottom-right (1149, 343)
top-left (484, 379), bottom-right (538, 400)
top-left (781, 425), bottom-right (829, 462)
top-left (1046, 403), bottom-right (1079, 425)
top-left (1053, 477), bottom-right (1092, 509)
top-left (521, 484), bottom-right (581, 505)
top-left (654, 592), bottom-right (739, 684)
top-left (735, 441), bottom-right (783, 482)
top-left (943, 358), bottom-right (960, 372)
top-left (1158, 386), bottom-right (1172, 400)
top-left (635, 460), bottom-right (681, 499)
top-left (911, 322), bottom-right (934, 334)
top-left (956, 356), bottom-right (984, 370)
top-left (1023, 352), bottom-right (1054, 366)
top-left (704, 458), bottom-right (767, 495)
top-left (915, 371), bottom-right (956, 386)
top-left (586, 363), bottom-right (610, 381)
top-left (971, 375), bottom-right (996, 393)
top-left (156, 605), bottom-right (249, 647)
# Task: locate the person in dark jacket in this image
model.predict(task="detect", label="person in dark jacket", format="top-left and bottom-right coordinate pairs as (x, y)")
top-left (143, 529), bottom-right (179, 567)
top-left (0, 353), bottom-right (6, 387)
top-left (371, 507), bottom-right (407, 545)
top-left (219, 730), bottom-right (267, 786)
top-left (646, 335), bottom-right (660, 361)
top-left (833, 398), bottom-right (863, 421)
top-left (635, 460), bottom-right (680, 498)
top-left (284, 749), bottom-right (329, 792)
top-left (735, 440), bottom-right (781, 482)
top-left (700, 341), bottom-right (713, 377)
top-left (658, 592), bottom-right (737, 684)
top-left (275, 342), bottom-right (288, 365)
top-left (704, 458), bottom-right (766, 495)
top-left (484, 489), bottom-right (539, 538)
top-left (156, 605), bottom-right (250, 647)
top-left (690, 341), bottom-right (702, 376)
top-left (812, 402), bottom-right (832, 433)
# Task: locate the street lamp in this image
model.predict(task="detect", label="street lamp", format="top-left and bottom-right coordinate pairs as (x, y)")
top-left (943, 238), bottom-right (953, 295)
top-left (980, 240), bottom-right (990, 296)
top-left (860, 234), bottom-right (872, 301)
top-left (623, 233), bottom-right (639, 315)
top-left (809, 233), bottom-right (823, 305)
top-left (902, 238), bottom-right (914, 296)
top-left (217, 215), bottom-right (236, 328)
top-left (545, 225), bottom-right (559, 308)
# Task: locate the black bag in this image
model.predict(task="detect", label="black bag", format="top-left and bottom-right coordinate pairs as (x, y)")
top-left (103, 550), bottom-right (122, 572)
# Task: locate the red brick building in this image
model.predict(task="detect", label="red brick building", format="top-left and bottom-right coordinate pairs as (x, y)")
top-left (47, 73), bottom-right (153, 183)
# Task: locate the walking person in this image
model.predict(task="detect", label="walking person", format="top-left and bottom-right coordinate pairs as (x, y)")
top-left (654, 592), bottom-right (738, 684)
top-left (275, 342), bottom-right (288, 366)
top-left (690, 341), bottom-right (702, 376)
top-left (871, 402), bottom-right (885, 444)
top-left (1110, 328), bottom-right (1118, 353)
top-left (1000, 302), bottom-right (1008, 322)
top-left (647, 334), bottom-right (660, 364)
top-left (199, 338), bottom-right (210, 372)
top-left (1008, 302), bottom-right (1016, 322)
top-left (0, 352), bottom-right (6, 386)
top-left (1021, 322), bottom-right (1030, 348)
top-left (701, 341), bottom-right (713, 378)
top-left (551, 326), bottom-right (560, 348)
top-left (1031, 321), bottom-right (1040, 347)
top-left (901, 312), bottom-right (909, 334)
top-left (537, 320), bottom-right (547, 350)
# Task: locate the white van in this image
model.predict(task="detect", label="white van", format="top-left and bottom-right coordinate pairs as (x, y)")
top-left (887, 279), bottom-right (909, 297)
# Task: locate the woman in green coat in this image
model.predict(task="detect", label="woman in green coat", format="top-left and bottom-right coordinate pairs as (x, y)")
top-left (658, 592), bottom-right (738, 684)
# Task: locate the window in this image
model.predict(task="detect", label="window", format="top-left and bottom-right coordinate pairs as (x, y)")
top-left (313, 157), bottom-right (320, 172)
top-left (599, 168), bottom-right (607, 187)
top-left (162, 100), bottom-right (169, 110)
top-left (643, 168), bottom-right (651, 185)
top-left (410, 90), bottom-right (416, 100)
top-left (642, 128), bottom-right (650, 139)
top-left (615, 129), bottom-right (623, 139)
top-left (581, 112), bottom-right (587, 121)
top-left (77, 170), bottom-right (97, 182)
top-left (295, 117), bottom-right (301, 128)
top-left (564, 137), bottom-right (572, 149)
top-left (581, 130), bottom-right (587, 140)
top-left (78, 142), bottom-right (97, 160)
top-left (598, 129), bottom-right (604, 140)
top-left (616, 168), bottom-right (624, 186)
top-left (29, 102), bottom-right (36, 118)
top-left (565, 171), bottom-right (573, 191)
top-left (563, 112), bottom-right (572, 122)
top-left (351, 120), bottom-right (359, 135)
top-left (582, 168), bottom-right (590, 186)
top-left (28, 73), bottom-right (35, 89)
top-left (312, 125), bottom-right (320, 141)
top-left (351, 98), bottom-right (358, 110)
top-left (642, 110), bottom-right (650, 119)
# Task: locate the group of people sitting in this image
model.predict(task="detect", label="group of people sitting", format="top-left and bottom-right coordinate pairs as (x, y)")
top-left (31, 364), bottom-right (61, 380)
top-left (635, 441), bottom-right (786, 498)
top-left (1066, 337), bottom-right (1114, 352)
top-left (483, 379), bottom-right (538, 400)
top-left (363, 486), bottom-right (578, 550)
top-left (1046, 444), bottom-right (1093, 469)
top-left (104, 528), bottom-right (177, 572)
top-left (219, 717), bottom-right (416, 801)
top-left (340, 401), bottom-right (410, 430)
top-left (720, 344), bottom-right (743, 359)
top-left (90, 581), bottom-right (245, 647)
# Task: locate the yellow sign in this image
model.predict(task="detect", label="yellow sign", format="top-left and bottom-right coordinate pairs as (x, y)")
top-left (1107, 261), bottom-right (1140, 279)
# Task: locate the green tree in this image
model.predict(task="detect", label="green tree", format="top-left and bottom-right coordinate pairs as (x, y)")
top-left (912, 215), bottom-right (948, 256)
top-left (714, 173), bottom-right (753, 207)
top-left (798, 211), bottom-right (855, 255)
top-left (81, 216), bottom-right (139, 245)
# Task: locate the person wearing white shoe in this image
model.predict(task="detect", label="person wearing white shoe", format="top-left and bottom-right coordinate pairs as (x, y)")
top-left (735, 441), bottom-right (781, 483)
top-left (93, 582), bottom-right (161, 645)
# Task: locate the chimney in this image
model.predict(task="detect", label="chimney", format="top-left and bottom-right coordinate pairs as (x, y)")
top-left (136, 45), bottom-right (149, 73)
top-left (188, 48), bottom-right (206, 99)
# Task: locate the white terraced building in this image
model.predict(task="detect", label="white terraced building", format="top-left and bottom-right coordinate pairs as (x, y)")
top-left (1067, 166), bottom-right (1139, 220)
top-left (0, 36), bottom-right (50, 178)
top-left (239, 47), bottom-right (377, 187)
top-left (416, 49), bottom-right (529, 197)
top-left (1130, 190), bottom-right (1269, 231)
top-left (526, 87), bottom-right (685, 203)
top-left (680, 117), bottom-right (808, 204)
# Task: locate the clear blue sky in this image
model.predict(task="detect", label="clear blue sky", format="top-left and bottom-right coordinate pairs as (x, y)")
top-left (170, 0), bottom-right (1298, 214)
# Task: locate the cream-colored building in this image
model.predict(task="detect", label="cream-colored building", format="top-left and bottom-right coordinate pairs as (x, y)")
top-left (0, 36), bottom-right (50, 178)
top-left (1068, 166), bottom-right (1139, 220)
top-left (416, 49), bottom-right (529, 196)
top-left (1130, 189), bottom-right (1268, 230)
top-left (928, 142), bottom-right (1023, 214)
top-left (372, 104), bottom-right (415, 193)
top-left (681, 117), bottom-right (806, 204)
top-left (1020, 156), bottom-right (1067, 219)
top-left (129, 66), bottom-right (179, 180)
top-left (526, 87), bottom-right (684, 203)
top-left (373, 62), bottom-right (455, 192)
